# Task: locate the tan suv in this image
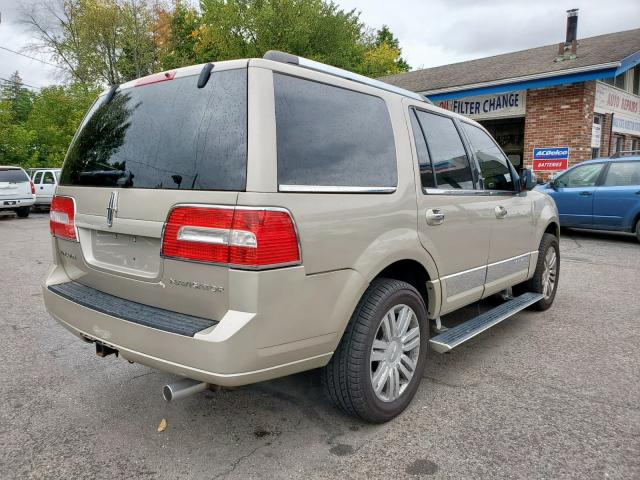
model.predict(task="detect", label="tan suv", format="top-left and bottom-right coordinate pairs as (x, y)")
top-left (43, 52), bottom-right (560, 422)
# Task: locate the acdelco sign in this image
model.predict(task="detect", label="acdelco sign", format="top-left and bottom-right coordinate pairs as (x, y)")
top-left (532, 146), bottom-right (569, 171)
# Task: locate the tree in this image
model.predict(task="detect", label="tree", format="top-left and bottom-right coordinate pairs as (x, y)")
top-left (0, 72), bottom-right (35, 122)
top-left (374, 25), bottom-right (410, 72)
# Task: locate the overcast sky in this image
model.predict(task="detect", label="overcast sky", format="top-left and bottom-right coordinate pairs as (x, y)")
top-left (1, 0), bottom-right (639, 89)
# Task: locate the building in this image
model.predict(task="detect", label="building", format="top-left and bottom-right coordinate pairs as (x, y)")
top-left (382, 11), bottom-right (640, 177)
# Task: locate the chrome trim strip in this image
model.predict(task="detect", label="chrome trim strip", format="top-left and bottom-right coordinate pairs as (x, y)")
top-left (423, 187), bottom-right (516, 196)
top-left (279, 185), bottom-right (396, 193)
top-left (485, 253), bottom-right (530, 284)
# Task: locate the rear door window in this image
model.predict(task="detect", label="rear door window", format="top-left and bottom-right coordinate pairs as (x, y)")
top-left (603, 162), bottom-right (640, 186)
top-left (43, 172), bottom-right (56, 184)
top-left (415, 110), bottom-right (474, 190)
top-left (60, 68), bottom-right (247, 191)
top-left (461, 122), bottom-right (514, 191)
top-left (274, 74), bottom-right (397, 190)
top-left (33, 171), bottom-right (43, 184)
top-left (409, 109), bottom-right (436, 189)
top-left (0, 169), bottom-right (29, 183)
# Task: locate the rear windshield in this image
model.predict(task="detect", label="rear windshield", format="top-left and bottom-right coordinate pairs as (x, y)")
top-left (60, 68), bottom-right (247, 190)
top-left (0, 169), bottom-right (29, 183)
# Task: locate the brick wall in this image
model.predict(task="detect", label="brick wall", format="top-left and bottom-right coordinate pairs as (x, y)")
top-left (600, 113), bottom-right (613, 157)
top-left (523, 81), bottom-right (596, 176)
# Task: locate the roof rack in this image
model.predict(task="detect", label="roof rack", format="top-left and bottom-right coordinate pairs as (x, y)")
top-left (611, 150), bottom-right (640, 158)
top-left (263, 50), bottom-right (432, 104)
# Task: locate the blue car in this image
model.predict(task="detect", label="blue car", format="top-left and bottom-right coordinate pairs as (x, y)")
top-left (535, 156), bottom-right (640, 242)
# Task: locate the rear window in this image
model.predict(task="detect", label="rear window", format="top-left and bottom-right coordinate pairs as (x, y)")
top-left (274, 74), bottom-right (397, 190)
top-left (60, 69), bottom-right (247, 190)
top-left (0, 169), bottom-right (29, 183)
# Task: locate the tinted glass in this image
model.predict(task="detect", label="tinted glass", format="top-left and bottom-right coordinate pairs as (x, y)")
top-left (409, 110), bottom-right (435, 188)
top-left (603, 162), bottom-right (640, 186)
top-left (274, 74), bottom-right (397, 188)
top-left (462, 123), bottom-right (514, 191)
top-left (43, 172), bottom-right (55, 184)
top-left (416, 111), bottom-right (474, 190)
top-left (0, 169), bottom-right (29, 182)
top-left (33, 172), bottom-right (43, 184)
top-left (61, 69), bottom-right (247, 190)
top-left (555, 163), bottom-right (604, 188)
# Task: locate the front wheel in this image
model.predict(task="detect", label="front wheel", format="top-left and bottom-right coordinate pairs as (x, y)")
top-left (521, 233), bottom-right (560, 310)
top-left (635, 218), bottom-right (640, 243)
top-left (322, 278), bottom-right (428, 423)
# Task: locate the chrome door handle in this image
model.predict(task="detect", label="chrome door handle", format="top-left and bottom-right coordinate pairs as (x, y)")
top-left (425, 209), bottom-right (445, 226)
top-left (579, 191), bottom-right (592, 196)
top-left (495, 206), bottom-right (508, 219)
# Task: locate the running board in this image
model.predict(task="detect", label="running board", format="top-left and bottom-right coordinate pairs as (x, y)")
top-left (429, 292), bottom-right (544, 353)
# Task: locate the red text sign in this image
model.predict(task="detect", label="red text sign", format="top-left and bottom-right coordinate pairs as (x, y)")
top-left (533, 159), bottom-right (568, 171)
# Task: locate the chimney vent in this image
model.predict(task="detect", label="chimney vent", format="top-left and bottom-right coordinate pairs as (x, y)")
top-left (566, 9), bottom-right (579, 45)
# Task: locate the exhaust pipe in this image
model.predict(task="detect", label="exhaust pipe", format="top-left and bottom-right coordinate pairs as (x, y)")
top-left (162, 378), bottom-right (209, 402)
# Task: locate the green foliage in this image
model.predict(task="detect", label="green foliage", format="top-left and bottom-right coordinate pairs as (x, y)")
top-left (0, 76), bottom-right (98, 169)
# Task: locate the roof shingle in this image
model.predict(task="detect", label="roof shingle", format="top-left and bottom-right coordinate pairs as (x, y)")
top-left (381, 28), bottom-right (640, 94)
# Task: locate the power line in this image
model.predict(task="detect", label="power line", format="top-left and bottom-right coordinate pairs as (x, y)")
top-left (0, 45), bottom-right (63, 70)
top-left (0, 76), bottom-right (43, 90)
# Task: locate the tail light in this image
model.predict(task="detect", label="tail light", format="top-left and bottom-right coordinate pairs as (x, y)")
top-left (30, 181), bottom-right (35, 194)
top-left (50, 195), bottom-right (77, 241)
top-left (161, 206), bottom-right (300, 269)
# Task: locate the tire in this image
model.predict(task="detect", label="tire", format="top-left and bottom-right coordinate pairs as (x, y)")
top-left (321, 278), bottom-right (428, 423)
top-left (519, 233), bottom-right (560, 311)
top-left (635, 219), bottom-right (640, 244)
top-left (15, 206), bottom-right (30, 218)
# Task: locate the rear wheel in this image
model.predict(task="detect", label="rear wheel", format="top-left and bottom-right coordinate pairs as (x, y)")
top-left (519, 233), bottom-right (559, 310)
top-left (322, 278), bottom-right (428, 423)
top-left (15, 207), bottom-right (30, 218)
top-left (635, 219), bottom-right (640, 243)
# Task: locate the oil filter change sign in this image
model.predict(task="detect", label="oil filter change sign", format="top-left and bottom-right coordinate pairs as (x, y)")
top-left (436, 91), bottom-right (526, 120)
top-left (532, 147), bottom-right (569, 171)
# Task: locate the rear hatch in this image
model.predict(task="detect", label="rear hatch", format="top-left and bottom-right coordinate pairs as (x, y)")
top-left (0, 168), bottom-right (32, 203)
top-left (54, 63), bottom-right (249, 321)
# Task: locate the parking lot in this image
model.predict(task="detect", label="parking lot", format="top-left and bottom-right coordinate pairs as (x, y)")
top-left (1, 212), bottom-right (639, 479)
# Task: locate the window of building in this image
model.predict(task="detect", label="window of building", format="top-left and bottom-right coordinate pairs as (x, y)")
top-left (615, 72), bottom-right (626, 90)
top-left (612, 136), bottom-right (624, 154)
top-left (633, 65), bottom-right (640, 96)
top-left (555, 163), bottom-right (605, 188)
top-left (274, 74), bottom-right (397, 189)
top-left (461, 122), bottom-right (514, 191)
top-left (603, 161), bottom-right (640, 186)
top-left (414, 111), bottom-right (474, 190)
top-left (409, 109), bottom-right (436, 188)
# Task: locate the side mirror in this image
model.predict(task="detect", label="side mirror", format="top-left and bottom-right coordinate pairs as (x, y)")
top-left (520, 168), bottom-right (537, 191)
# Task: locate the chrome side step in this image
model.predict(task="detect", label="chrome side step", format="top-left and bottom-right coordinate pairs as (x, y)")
top-left (429, 292), bottom-right (544, 353)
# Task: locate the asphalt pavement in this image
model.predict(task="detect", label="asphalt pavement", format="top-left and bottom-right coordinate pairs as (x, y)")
top-left (1, 212), bottom-right (639, 479)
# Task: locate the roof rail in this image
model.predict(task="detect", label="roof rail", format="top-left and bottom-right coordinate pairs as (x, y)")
top-left (263, 50), bottom-right (432, 104)
top-left (611, 150), bottom-right (640, 158)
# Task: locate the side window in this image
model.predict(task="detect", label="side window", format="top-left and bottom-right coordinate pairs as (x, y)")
top-left (555, 163), bottom-right (605, 188)
top-left (274, 74), bottom-right (397, 189)
top-left (603, 162), bottom-right (640, 187)
top-left (409, 109), bottom-right (435, 188)
top-left (43, 172), bottom-right (55, 184)
top-left (33, 172), bottom-right (43, 184)
top-left (414, 110), bottom-right (474, 190)
top-left (462, 123), bottom-right (514, 191)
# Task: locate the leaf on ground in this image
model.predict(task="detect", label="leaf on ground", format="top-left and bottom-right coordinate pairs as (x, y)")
top-left (157, 418), bottom-right (167, 433)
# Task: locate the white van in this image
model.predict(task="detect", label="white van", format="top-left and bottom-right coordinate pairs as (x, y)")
top-left (0, 166), bottom-right (36, 217)
top-left (31, 168), bottom-right (61, 208)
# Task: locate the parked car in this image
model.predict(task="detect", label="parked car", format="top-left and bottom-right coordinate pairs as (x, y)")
top-left (536, 156), bottom-right (640, 242)
top-left (43, 52), bottom-right (559, 423)
top-left (30, 168), bottom-right (61, 208)
top-left (0, 166), bottom-right (36, 217)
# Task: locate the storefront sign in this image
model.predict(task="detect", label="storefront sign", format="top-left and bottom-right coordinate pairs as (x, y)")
top-left (612, 113), bottom-right (640, 136)
top-left (591, 122), bottom-right (602, 148)
top-left (594, 82), bottom-right (640, 135)
top-left (436, 91), bottom-right (526, 120)
top-left (532, 147), bottom-right (569, 171)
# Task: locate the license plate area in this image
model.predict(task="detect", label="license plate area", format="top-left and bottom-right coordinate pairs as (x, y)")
top-left (80, 229), bottom-right (161, 278)
top-left (3, 201), bottom-right (17, 205)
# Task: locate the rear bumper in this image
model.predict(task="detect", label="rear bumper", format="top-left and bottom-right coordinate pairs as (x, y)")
top-left (0, 196), bottom-right (35, 209)
top-left (43, 263), bottom-right (366, 386)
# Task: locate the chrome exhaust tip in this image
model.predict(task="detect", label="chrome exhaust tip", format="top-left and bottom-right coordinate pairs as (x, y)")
top-left (162, 378), bottom-right (209, 402)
